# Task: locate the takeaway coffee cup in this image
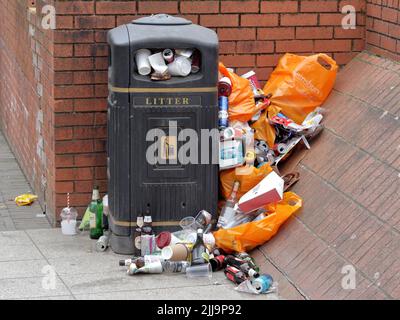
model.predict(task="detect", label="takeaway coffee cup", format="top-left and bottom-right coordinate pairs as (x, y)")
top-left (168, 56), bottom-right (191, 77)
top-left (135, 49), bottom-right (152, 76)
top-left (161, 244), bottom-right (190, 261)
top-left (148, 52), bottom-right (168, 74)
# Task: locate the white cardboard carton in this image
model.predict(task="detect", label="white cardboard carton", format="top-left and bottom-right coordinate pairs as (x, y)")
top-left (238, 171), bottom-right (284, 213)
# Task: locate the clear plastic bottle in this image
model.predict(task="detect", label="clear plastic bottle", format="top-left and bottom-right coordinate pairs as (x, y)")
top-left (217, 181), bottom-right (240, 228)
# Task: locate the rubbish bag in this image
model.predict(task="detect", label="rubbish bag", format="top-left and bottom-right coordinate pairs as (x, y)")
top-left (263, 53), bottom-right (338, 124)
top-left (220, 163), bottom-right (273, 200)
top-left (214, 192), bottom-right (302, 253)
top-left (251, 104), bottom-right (281, 148)
top-left (219, 63), bottom-right (257, 122)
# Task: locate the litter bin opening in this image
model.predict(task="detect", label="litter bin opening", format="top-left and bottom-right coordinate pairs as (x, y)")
top-left (133, 48), bottom-right (202, 81)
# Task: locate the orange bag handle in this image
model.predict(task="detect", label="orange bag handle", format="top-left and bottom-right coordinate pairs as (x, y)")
top-left (219, 62), bottom-right (230, 78)
top-left (314, 53), bottom-right (337, 71)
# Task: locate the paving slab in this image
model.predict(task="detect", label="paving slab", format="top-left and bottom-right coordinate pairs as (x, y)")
top-left (0, 130), bottom-right (50, 231)
top-left (74, 284), bottom-right (279, 300)
top-left (0, 276), bottom-right (70, 300)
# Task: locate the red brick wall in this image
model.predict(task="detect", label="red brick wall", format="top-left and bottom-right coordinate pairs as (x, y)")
top-left (1, 0), bottom-right (370, 224)
top-left (52, 0), bottom-right (367, 221)
top-left (0, 0), bottom-right (57, 223)
top-left (366, 0), bottom-right (400, 61)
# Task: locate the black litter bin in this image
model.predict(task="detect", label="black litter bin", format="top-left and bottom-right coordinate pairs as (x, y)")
top-left (107, 14), bottom-right (219, 254)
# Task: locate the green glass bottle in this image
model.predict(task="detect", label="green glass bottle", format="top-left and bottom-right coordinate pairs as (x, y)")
top-left (89, 186), bottom-right (103, 239)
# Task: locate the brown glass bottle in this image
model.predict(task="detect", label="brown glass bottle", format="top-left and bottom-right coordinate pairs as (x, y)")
top-left (133, 214), bottom-right (144, 256)
top-left (142, 211), bottom-right (153, 235)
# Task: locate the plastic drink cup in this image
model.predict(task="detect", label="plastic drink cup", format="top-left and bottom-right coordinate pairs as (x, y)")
top-left (148, 52), bottom-right (168, 74)
top-left (60, 207), bottom-right (78, 236)
top-left (186, 263), bottom-right (212, 279)
top-left (179, 216), bottom-right (202, 231)
top-left (135, 49), bottom-right (152, 75)
top-left (172, 229), bottom-right (196, 241)
top-left (194, 210), bottom-right (213, 228)
top-left (168, 56), bottom-right (191, 77)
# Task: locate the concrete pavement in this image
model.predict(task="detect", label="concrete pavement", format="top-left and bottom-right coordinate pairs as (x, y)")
top-left (0, 229), bottom-right (285, 300)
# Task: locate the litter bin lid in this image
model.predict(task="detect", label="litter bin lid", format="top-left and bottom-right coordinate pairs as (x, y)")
top-left (132, 14), bottom-right (192, 26)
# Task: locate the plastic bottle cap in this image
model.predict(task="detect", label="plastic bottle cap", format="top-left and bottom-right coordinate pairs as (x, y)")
top-left (156, 232), bottom-right (171, 249)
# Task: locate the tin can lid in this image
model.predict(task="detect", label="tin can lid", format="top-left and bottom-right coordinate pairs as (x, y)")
top-left (156, 232), bottom-right (171, 249)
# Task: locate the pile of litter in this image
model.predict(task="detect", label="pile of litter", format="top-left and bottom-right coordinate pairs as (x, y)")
top-left (65, 53), bottom-right (338, 296)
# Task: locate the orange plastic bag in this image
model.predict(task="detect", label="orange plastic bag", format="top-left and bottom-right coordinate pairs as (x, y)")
top-left (214, 192), bottom-right (302, 253)
top-left (219, 63), bottom-right (257, 122)
top-left (251, 105), bottom-right (281, 148)
top-left (263, 53), bottom-right (338, 124)
top-left (220, 164), bottom-right (273, 200)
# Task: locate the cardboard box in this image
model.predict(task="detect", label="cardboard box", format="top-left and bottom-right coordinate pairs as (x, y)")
top-left (238, 171), bottom-right (284, 213)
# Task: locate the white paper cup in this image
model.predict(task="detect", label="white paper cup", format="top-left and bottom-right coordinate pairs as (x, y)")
top-left (148, 52), bottom-right (168, 74)
top-left (135, 49), bottom-right (152, 75)
top-left (168, 56), bottom-right (191, 77)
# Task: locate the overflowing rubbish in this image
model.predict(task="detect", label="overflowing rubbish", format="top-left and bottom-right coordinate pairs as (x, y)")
top-left (80, 52), bottom-right (336, 297)
top-left (15, 194), bottom-right (38, 206)
top-left (135, 48), bottom-right (201, 80)
top-left (114, 209), bottom-right (277, 295)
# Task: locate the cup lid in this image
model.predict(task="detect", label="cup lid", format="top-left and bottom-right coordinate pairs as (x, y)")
top-left (156, 232), bottom-right (171, 249)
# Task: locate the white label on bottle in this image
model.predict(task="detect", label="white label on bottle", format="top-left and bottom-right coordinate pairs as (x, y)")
top-left (89, 212), bottom-right (96, 229)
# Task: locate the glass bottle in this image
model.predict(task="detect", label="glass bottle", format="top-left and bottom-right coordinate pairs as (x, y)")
top-left (89, 186), bottom-right (103, 239)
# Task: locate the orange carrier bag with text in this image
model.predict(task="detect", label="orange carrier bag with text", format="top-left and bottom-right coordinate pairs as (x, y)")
top-left (214, 192), bottom-right (302, 253)
top-left (263, 53), bottom-right (338, 124)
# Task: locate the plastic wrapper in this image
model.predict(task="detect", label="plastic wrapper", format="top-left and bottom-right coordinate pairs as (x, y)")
top-left (214, 192), bottom-right (302, 253)
top-left (15, 194), bottom-right (38, 206)
top-left (263, 53), bottom-right (337, 124)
